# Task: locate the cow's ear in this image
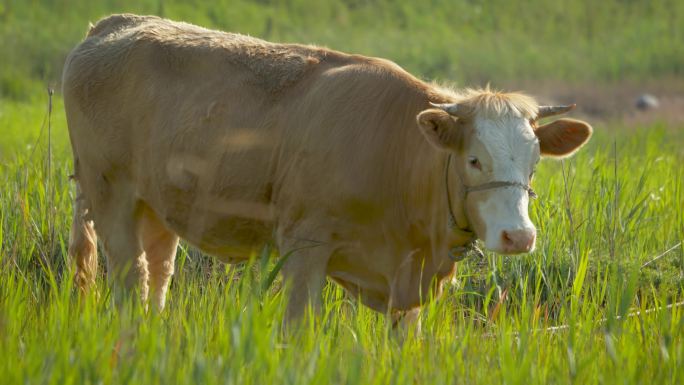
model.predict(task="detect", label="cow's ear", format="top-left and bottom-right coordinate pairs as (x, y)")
top-left (535, 118), bottom-right (592, 158)
top-left (416, 109), bottom-right (461, 151)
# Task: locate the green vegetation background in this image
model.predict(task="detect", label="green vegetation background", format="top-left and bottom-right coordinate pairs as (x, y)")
top-left (0, 1), bottom-right (683, 384)
top-left (1, 0), bottom-right (683, 100)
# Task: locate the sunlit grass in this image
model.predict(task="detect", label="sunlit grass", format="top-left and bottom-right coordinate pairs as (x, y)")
top-left (2, 1), bottom-right (683, 381)
top-left (0, 92), bottom-right (682, 384)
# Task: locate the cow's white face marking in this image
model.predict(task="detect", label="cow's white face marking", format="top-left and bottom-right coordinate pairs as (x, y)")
top-left (461, 115), bottom-right (539, 254)
top-left (418, 93), bottom-right (591, 255)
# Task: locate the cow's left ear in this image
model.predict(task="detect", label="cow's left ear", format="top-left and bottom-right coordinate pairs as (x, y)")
top-left (535, 118), bottom-right (592, 158)
top-left (416, 109), bottom-right (461, 151)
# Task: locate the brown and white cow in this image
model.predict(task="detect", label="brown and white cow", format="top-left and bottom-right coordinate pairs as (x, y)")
top-left (63, 14), bottom-right (592, 322)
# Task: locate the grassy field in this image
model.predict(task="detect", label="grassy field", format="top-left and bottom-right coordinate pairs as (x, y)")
top-left (2, 0), bottom-right (683, 99)
top-left (1, 1), bottom-right (684, 384)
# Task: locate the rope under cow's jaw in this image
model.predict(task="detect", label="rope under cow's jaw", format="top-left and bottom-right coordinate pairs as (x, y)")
top-left (444, 154), bottom-right (480, 261)
top-left (444, 154), bottom-right (537, 262)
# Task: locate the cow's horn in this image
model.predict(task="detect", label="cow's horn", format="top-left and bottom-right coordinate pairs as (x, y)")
top-left (429, 102), bottom-right (465, 118)
top-left (537, 104), bottom-right (576, 119)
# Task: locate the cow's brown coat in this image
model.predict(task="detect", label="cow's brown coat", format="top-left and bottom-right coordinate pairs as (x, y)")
top-left (64, 14), bottom-right (590, 319)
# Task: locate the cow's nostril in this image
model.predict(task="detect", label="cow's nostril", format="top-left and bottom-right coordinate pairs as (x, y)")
top-left (502, 231), bottom-right (513, 245)
top-left (501, 229), bottom-right (536, 253)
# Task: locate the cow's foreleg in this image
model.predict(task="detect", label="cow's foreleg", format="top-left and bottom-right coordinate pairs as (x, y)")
top-left (391, 308), bottom-right (422, 338)
top-left (279, 242), bottom-right (331, 325)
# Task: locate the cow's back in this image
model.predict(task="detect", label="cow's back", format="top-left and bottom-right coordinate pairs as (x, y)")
top-left (62, 14), bottom-right (443, 278)
top-left (62, 14), bottom-right (336, 258)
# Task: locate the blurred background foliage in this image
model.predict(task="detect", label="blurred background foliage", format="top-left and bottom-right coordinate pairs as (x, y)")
top-left (0, 4), bottom-right (683, 383)
top-left (1, 0), bottom-right (683, 100)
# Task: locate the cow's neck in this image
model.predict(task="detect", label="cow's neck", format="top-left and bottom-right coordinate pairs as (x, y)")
top-left (404, 143), bottom-right (474, 262)
top-left (441, 153), bottom-right (477, 253)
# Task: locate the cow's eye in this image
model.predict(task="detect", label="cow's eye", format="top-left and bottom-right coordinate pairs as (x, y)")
top-left (468, 156), bottom-right (481, 170)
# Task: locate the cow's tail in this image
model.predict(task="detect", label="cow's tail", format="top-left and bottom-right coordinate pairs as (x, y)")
top-left (68, 159), bottom-right (99, 294)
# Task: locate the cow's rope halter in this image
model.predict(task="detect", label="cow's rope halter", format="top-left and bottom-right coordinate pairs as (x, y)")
top-left (444, 154), bottom-right (537, 262)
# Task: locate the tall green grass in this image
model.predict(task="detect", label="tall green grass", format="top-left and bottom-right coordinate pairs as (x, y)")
top-left (0, 91), bottom-right (682, 383)
top-left (1, 1), bottom-right (683, 383)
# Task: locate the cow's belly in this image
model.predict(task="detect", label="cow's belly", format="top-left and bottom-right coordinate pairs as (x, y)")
top-left (140, 170), bottom-right (275, 262)
top-left (166, 206), bottom-right (272, 262)
top-left (327, 246), bottom-right (456, 312)
top-left (328, 273), bottom-right (392, 313)
top-left (326, 252), bottom-right (404, 312)
top-left (134, 121), bottom-right (279, 261)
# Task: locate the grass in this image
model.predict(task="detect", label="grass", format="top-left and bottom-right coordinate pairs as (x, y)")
top-left (1, 0), bottom-right (684, 100)
top-left (0, 91), bottom-right (682, 384)
top-left (1, 0), bottom-right (683, 383)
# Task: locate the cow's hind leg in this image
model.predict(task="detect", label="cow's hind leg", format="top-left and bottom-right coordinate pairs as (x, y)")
top-left (68, 173), bottom-right (99, 293)
top-left (93, 192), bottom-right (149, 306)
top-left (140, 205), bottom-right (179, 311)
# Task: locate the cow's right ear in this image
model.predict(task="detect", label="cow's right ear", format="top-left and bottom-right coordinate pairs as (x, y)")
top-left (416, 109), bottom-right (461, 151)
top-left (535, 118), bottom-right (592, 158)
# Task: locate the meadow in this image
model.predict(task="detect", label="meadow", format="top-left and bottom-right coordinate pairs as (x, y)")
top-left (1, 1), bottom-right (683, 384)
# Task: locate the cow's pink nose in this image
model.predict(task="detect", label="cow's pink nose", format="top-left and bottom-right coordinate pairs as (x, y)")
top-left (501, 229), bottom-right (536, 254)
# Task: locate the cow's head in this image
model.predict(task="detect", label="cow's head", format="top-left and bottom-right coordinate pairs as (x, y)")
top-left (416, 90), bottom-right (592, 254)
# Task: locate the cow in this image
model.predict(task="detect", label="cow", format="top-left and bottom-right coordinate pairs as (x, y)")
top-left (63, 14), bottom-right (592, 324)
